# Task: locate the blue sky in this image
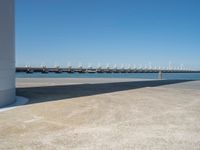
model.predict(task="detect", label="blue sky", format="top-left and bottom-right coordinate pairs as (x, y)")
top-left (16, 0), bottom-right (200, 68)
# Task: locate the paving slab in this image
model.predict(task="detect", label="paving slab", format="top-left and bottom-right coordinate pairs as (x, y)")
top-left (0, 78), bottom-right (200, 150)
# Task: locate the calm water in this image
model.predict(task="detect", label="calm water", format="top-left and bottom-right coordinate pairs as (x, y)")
top-left (16, 72), bottom-right (200, 80)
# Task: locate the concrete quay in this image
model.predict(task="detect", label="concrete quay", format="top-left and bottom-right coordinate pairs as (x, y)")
top-left (0, 78), bottom-right (200, 150)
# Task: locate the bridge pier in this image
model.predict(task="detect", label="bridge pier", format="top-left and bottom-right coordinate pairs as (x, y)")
top-left (158, 70), bottom-right (163, 80)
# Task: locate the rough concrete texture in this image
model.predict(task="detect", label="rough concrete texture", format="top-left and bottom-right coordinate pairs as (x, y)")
top-left (0, 78), bottom-right (200, 150)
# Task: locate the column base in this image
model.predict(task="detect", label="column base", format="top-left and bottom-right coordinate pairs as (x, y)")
top-left (0, 96), bottom-right (29, 112)
top-left (0, 88), bottom-right (15, 108)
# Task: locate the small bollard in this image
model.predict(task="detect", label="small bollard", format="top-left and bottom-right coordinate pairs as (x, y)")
top-left (158, 70), bottom-right (163, 80)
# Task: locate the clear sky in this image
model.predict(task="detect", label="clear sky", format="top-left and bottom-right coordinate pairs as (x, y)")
top-left (16, 0), bottom-right (200, 69)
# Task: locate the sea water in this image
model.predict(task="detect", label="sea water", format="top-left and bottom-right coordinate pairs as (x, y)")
top-left (16, 72), bottom-right (200, 80)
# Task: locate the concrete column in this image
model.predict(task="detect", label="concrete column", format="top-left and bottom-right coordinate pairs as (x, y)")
top-left (0, 0), bottom-right (15, 107)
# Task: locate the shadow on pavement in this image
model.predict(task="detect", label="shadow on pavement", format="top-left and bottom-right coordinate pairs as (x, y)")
top-left (16, 80), bottom-right (193, 105)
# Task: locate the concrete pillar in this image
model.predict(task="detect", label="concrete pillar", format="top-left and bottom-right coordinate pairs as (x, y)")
top-left (0, 0), bottom-right (15, 107)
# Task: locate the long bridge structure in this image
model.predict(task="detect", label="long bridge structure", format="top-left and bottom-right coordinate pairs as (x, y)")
top-left (16, 66), bottom-right (200, 74)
